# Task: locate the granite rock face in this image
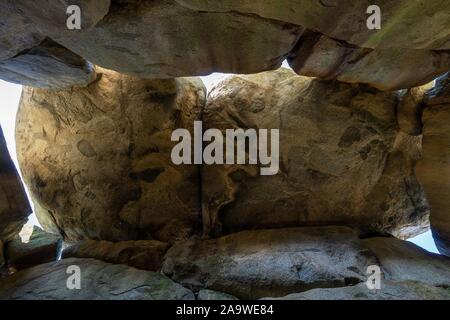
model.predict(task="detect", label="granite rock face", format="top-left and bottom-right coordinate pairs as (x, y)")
top-left (0, 258), bottom-right (195, 300)
top-left (362, 237), bottom-right (450, 287)
top-left (16, 68), bottom-right (205, 243)
top-left (0, 38), bottom-right (96, 89)
top-left (162, 226), bottom-right (379, 299)
top-left (0, 126), bottom-right (31, 241)
top-left (5, 226), bottom-right (62, 271)
top-left (197, 289), bottom-right (238, 301)
top-left (263, 280), bottom-right (450, 300)
top-left (288, 33), bottom-right (450, 91)
top-left (62, 239), bottom-right (170, 271)
top-left (175, 0), bottom-right (450, 49)
top-left (43, 0), bottom-right (303, 79)
top-left (416, 75), bottom-right (450, 256)
top-left (202, 69), bottom-right (428, 238)
top-left (1, 0), bottom-right (449, 90)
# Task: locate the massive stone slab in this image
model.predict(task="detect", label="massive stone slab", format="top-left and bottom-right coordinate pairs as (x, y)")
top-left (38, 0), bottom-right (303, 78)
top-left (0, 0), bottom-right (44, 60)
top-left (0, 258), bottom-right (194, 300)
top-left (362, 237), bottom-right (450, 287)
top-left (175, 0), bottom-right (450, 49)
top-left (13, 0), bottom-right (110, 34)
top-left (62, 239), bottom-right (170, 271)
top-left (0, 126), bottom-right (31, 241)
top-left (202, 68), bottom-right (428, 238)
top-left (416, 77), bottom-right (450, 256)
top-left (263, 280), bottom-right (450, 300)
top-left (162, 226), bottom-right (379, 299)
top-left (0, 39), bottom-right (96, 89)
top-left (16, 68), bottom-right (205, 243)
top-left (288, 33), bottom-right (450, 91)
top-left (5, 226), bottom-right (62, 271)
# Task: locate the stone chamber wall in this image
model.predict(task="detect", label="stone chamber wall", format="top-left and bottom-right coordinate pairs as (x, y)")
top-left (0, 0), bottom-right (449, 300)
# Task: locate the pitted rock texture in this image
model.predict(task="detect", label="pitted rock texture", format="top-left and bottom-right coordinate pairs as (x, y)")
top-left (417, 76), bottom-right (450, 256)
top-left (263, 280), bottom-right (450, 300)
top-left (288, 33), bottom-right (450, 91)
top-left (0, 38), bottom-right (96, 89)
top-left (162, 226), bottom-right (379, 299)
top-left (5, 226), bottom-right (62, 271)
top-left (16, 68), bottom-right (205, 243)
top-left (62, 239), bottom-right (170, 271)
top-left (0, 258), bottom-right (195, 300)
top-left (362, 237), bottom-right (450, 287)
top-left (202, 68), bottom-right (428, 238)
top-left (0, 126), bottom-right (31, 241)
top-left (175, 0), bottom-right (450, 49)
top-left (43, 0), bottom-right (303, 78)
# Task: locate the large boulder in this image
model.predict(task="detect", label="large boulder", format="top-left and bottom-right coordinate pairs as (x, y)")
top-left (0, 126), bottom-right (31, 241)
top-left (202, 68), bottom-right (428, 238)
top-left (175, 0), bottom-right (450, 49)
top-left (16, 68), bottom-right (205, 243)
top-left (263, 280), bottom-right (450, 300)
top-left (62, 239), bottom-right (170, 271)
top-left (5, 226), bottom-right (62, 271)
top-left (35, 0), bottom-right (303, 78)
top-left (0, 258), bottom-right (194, 300)
top-left (362, 237), bottom-right (450, 287)
top-left (288, 33), bottom-right (450, 91)
top-left (162, 226), bottom-right (379, 299)
top-left (0, 39), bottom-right (96, 89)
top-left (416, 76), bottom-right (450, 256)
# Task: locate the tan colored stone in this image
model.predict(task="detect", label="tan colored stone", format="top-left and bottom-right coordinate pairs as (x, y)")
top-left (0, 126), bottom-right (31, 241)
top-left (62, 239), bottom-right (170, 271)
top-left (202, 68), bottom-right (428, 238)
top-left (416, 92), bottom-right (450, 256)
top-left (16, 68), bottom-right (205, 243)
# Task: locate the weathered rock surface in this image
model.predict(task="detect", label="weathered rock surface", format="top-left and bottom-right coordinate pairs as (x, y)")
top-left (0, 38), bottom-right (96, 89)
top-left (175, 0), bottom-right (450, 49)
top-left (198, 289), bottom-right (238, 301)
top-left (5, 226), bottom-right (62, 271)
top-left (0, 126), bottom-right (31, 241)
top-left (0, 1), bottom-right (44, 60)
top-left (363, 237), bottom-right (450, 287)
top-left (416, 74), bottom-right (450, 256)
top-left (13, 0), bottom-right (111, 34)
top-left (41, 0), bottom-right (303, 78)
top-left (397, 85), bottom-right (432, 136)
top-left (202, 68), bottom-right (428, 238)
top-left (162, 226), bottom-right (378, 299)
top-left (263, 280), bottom-right (450, 300)
top-left (62, 239), bottom-right (170, 271)
top-left (288, 33), bottom-right (450, 91)
top-left (0, 258), bottom-right (194, 300)
top-left (16, 68), bottom-right (205, 242)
